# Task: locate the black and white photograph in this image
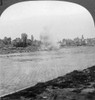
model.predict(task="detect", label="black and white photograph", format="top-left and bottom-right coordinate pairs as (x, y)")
top-left (0, 0), bottom-right (95, 100)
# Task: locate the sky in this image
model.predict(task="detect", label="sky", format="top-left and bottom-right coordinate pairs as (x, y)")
top-left (0, 1), bottom-right (95, 41)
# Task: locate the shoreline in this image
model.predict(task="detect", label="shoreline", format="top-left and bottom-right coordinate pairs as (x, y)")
top-left (0, 45), bottom-right (94, 55)
top-left (1, 65), bottom-right (95, 100)
top-left (0, 46), bottom-right (39, 55)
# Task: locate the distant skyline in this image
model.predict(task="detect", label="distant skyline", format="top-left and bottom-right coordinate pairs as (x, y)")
top-left (0, 1), bottom-right (95, 42)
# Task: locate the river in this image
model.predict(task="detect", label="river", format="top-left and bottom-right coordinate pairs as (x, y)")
top-left (0, 46), bottom-right (95, 96)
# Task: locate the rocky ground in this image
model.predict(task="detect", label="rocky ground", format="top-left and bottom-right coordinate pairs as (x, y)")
top-left (1, 65), bottom-right (95, 100)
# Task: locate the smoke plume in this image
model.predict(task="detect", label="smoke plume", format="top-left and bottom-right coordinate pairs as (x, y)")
top-left (40, 26), bottom-right (59, 50)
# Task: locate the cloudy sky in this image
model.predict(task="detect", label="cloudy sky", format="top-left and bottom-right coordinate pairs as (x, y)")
top-left (0, 1), bottom-right (95, 41)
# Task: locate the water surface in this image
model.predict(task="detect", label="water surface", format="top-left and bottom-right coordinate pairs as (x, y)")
top-left (0, 46), bottom-right (95, 96)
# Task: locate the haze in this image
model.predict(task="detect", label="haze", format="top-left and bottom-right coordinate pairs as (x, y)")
top-left (0, 1), bottom-right (95, 41)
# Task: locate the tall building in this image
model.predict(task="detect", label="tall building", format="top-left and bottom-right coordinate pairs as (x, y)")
top-left (81, 35), bottom-right (86, 45)
top-left (81, 35), bottom-right (84, 41)
top-left (21, 33), bottom-right (27, 47)
top-left (21, 33), bottom-right (27, 42)
top-left (31, 35), bottom-right (34, 42)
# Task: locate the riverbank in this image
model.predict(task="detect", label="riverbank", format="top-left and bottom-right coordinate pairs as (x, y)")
top-left (0, 46), bottom-right (40, 54)
top-left (0, 45), bottom-right (94, 55)
top-left (1, 65), bottom-right (95, 100)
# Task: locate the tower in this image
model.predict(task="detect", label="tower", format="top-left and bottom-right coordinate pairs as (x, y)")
top-left (31, 35), bottom-right (34, 42)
